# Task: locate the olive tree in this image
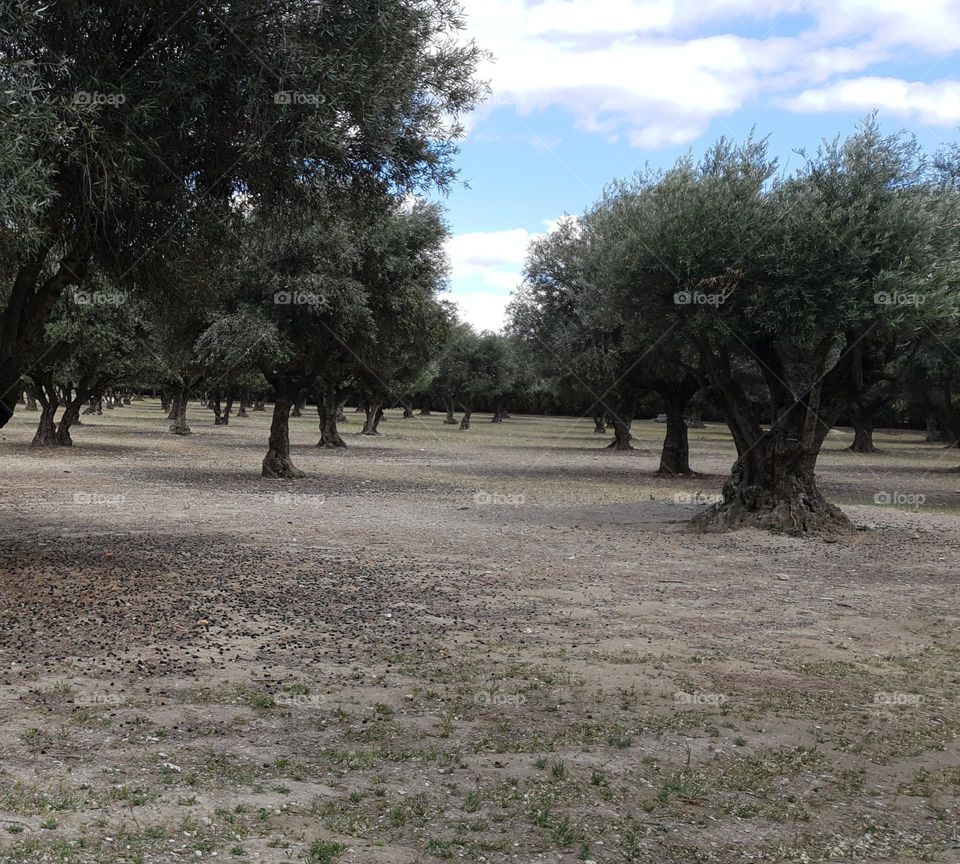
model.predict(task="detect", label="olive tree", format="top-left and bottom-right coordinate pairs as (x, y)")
top-left (514, 213), bottom-right (702, 469)
top-left (349, 203), bottom-right (453, 436)
top-left (0, 0), bottom-right (485, 429)
top-left (24, 282), bottom-right (150, 446)
top-left (626, 122), bottom-right (958, 531)
top-left (435, 328), bottom-right (513, 429)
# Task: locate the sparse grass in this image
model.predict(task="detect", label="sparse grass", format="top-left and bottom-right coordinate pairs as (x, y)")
top-left (306, 840), bottom-right (346, 864)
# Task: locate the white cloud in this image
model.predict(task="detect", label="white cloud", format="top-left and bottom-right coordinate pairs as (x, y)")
top-left (787, 77), bottom-right (960, 126)
top-left (446, 221), bottom-right (564, 331)
top-left (445, 228), bottom-right (534, 289)
top-left (451, 290), bottom-right (513, 333)
top-left (460, 0), bottom-right (960, 148)
top-left (812, 0), bottom-right (960, 55)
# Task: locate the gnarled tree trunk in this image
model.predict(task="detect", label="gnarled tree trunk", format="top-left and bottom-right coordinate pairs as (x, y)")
top-left (592, 414), bottom-right (607, 434)
top-left (262, 390), bottom-right (304, 478)
top-left (848, 405), bottom-right (878, 453)
top-left (56, 394), bottom-right (87, 446)
top-left (459, 409), bottom-right (472, 430)
top-left (361, 400), bottom-right (383, 435)
top-left (849, 421), bottom-right (876, 452)
top-left (32, 397), bottom-right (58, 446)
top-left (444, 396), bottom-right (457, 425)
top-left (317, 385), bottom-right (347, 448)
top-left (169, 387), bottom-right (191, 435)
top-left (657, 389), bottom-right (694, 475)
top-left (606, 416), bottom-right (633, 450)
top-left (211, 391), bottom-right (223, 425)
top-left (695, 382), bottom-right (849, 534)
top-left (696, 431), bottom-right (845, 533)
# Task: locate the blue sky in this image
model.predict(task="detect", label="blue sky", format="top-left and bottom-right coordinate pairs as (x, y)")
top-left (440, 0), bottom-right (960, 331)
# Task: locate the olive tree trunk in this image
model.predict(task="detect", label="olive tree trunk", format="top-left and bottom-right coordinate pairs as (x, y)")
top-left (169, 387), bottom-right (191, 435)
top-left (262, 391), bottom-right (304, 478)
top-left (696, 394), bottom-right (848, 533)
top-left (361, 400), bottom-right (383, 435)
top-left (211, 391), bottom-right (223, 425)
top-left (848, 405), bottom-right (878, 453)
top-left (444, 396), bottom-right (457, 425)
top-left (656, 390), bottom-right (694, 475)
top-left (32, 400), bottom-right (58, 446)
top-left (55, 384), bottom-right (92, 446)
top-left (55, 402), bottom-right (82, 446)
top-left (317, 385), bottom-right (347, 448)
top-left (849, 421), bottom-right (876, 453)
top-left (606, 416), bottom-right (633, 450)
top-left (0, 243), bottom-right (90, 429)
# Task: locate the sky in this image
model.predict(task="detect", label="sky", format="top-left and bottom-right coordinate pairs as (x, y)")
top-left (440, 0), bottom-right (960, 332)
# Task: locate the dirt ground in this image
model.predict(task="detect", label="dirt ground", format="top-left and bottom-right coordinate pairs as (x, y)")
top-left (0, 400), bottom-right (958, 864)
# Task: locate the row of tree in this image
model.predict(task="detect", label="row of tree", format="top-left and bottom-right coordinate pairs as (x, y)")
top-left (12, 275), bottom-right (534, 463)
top-left (0, 0), bottom-right (485, 461)
top-left (509, 120), bottom-right (960, 532)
